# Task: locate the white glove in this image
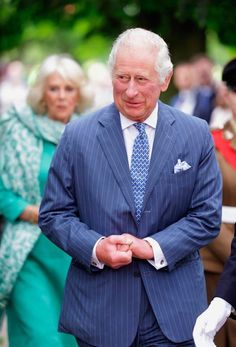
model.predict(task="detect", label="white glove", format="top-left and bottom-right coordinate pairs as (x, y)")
top-left (193, 297), bottom-right (232, 347)
top-left (193, 332), bottom-right (217, 347)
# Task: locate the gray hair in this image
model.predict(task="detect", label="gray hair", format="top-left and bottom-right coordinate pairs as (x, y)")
top-left (27, 54), bottom-right (93, 114)
top-left (108, 28), bottom-right (173, 84)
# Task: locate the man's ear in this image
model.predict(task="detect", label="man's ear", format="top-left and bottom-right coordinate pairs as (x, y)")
top-left (160, 71), bottom-right (173, 92)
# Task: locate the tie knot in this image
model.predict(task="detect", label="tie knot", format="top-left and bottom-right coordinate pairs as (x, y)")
top-left (134, 122), bottom-right (146, 135)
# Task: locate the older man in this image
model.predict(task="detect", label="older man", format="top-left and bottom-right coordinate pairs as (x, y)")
top-left (39, 28), bottom-right (222, 347)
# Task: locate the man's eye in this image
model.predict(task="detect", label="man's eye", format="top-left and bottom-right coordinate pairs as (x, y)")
top-left (137, 77), bottom-right (147, 83)
top-left (117, 75), bottom-right (129, 81)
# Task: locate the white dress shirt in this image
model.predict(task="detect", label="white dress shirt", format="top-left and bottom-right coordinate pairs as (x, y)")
top-left (92, 104), bottom-right (167, 270)
top-left (174, 90), bottom-right (196, 115)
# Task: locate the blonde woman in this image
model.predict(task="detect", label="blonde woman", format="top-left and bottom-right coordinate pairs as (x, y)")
top-left (0, 54), bottom-right (92, 347)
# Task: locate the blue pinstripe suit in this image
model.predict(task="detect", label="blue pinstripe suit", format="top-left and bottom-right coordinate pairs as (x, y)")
top-left (39, 101), bottom-right (222, 346)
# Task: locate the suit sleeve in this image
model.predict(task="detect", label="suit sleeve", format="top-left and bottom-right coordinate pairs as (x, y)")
top-left (39, 125), bottom-right (102, 271)
top-left (151, 122), bottom-right (222, 271)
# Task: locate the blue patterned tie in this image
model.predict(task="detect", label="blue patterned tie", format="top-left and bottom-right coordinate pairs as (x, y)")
top-left (130, 122), bottom-right (150, 223)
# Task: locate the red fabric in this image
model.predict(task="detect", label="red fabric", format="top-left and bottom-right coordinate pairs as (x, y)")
top-left (212, 130), bottom-right (236, 170)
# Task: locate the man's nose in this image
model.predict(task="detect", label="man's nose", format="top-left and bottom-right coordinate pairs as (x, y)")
top-left (126, 80), bottom-right (138, 98)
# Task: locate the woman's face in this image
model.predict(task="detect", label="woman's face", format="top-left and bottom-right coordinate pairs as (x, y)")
top-left (43, 72), bottom-right (80, 123)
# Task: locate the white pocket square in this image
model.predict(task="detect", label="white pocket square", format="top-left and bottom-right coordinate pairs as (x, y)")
top-left (174, 159), bottom-right (191, 174)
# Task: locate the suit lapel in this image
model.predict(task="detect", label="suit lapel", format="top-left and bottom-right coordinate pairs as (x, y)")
top-left (142, 102), bottom-right (177, 210)
top-left (97, 102), bottom-right (177, 223)
top-left (97, 104), bottom-right (136, 218)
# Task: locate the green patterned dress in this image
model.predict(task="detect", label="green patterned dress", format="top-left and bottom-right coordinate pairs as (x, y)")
top-left (0, 107), bottom-right (78, 347)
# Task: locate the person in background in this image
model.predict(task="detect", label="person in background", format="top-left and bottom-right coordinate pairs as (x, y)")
top-left (191, 54), bottom-right (215, 88)
top-left (0, 53), bottom-right (92, 347)
top-left (0, 60), bottom-right (28, 114)
top-left (170, 56), bottom-right (216, 124)
top-left (197, 57), bottom-right (236, 347)
top-left (193, 224), bottom-right (236, 347)
top-left (85, 61), bottom-right (113, 111)
top-left (209, 82), bottom-right (232, 129)
top-left (39, 28), bottom-right (221, 347)
top-left (169, 61), bottom-right (196, 115)
top-left (190, 54), bottom-right (217, 124)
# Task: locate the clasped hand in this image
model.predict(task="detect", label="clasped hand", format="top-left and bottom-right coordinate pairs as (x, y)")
top-left (96, 234), bottom-right (154, 269)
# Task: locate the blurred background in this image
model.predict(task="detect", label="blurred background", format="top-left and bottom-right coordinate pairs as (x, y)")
top-left (1, 1), bottom-right (236, 346)
top-left (1, 0), bottom-right (236, 106)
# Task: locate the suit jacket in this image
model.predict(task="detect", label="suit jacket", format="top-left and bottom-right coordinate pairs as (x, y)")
top-left (216, 224), bottom-right (236, 313)
top-left (39, 101), bottom-right (222, 346)
top-left (170, 87), bottom-right (215, 124)
top-left (193, 87), bottom-right (215, 124)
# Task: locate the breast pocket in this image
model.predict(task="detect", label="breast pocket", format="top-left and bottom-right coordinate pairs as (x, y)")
top-left (158, 166), bottom-right (195, 206)
top-left (172, 167), bottom-right (194, 186)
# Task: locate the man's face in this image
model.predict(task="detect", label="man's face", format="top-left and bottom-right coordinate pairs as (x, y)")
top-left (174, 64), bottom-right (193, 91)
top-left (193, 58), bottom-right (213, 87)
top-left (112, 45), bottom-right (170, 122)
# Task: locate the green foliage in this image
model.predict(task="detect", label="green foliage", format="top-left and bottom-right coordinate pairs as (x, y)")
top-left (0, 0), bottom-right (235, 65)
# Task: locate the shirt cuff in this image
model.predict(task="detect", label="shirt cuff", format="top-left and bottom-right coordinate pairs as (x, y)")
top-left (144, 237), bottom-right (167, 270)
top-left (91, 237), bottom-right (105, 269)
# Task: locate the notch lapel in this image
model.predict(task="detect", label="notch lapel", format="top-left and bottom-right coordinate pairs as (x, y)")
top-left (97, 104), bottom-right (136, 219)
top-left (142, 102), bottom-right (177, 210)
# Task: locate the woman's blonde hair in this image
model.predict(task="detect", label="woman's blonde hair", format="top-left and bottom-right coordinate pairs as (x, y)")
top-left (27, 54), bottom-right (93, 114)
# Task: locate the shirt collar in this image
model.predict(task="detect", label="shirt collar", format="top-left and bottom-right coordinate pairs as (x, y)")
top-left (120, 103), bottom-right (158, 131)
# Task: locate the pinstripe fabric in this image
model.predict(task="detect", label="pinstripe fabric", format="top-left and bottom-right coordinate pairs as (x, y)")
top-left (39, 101), bottom-right (222, 347)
